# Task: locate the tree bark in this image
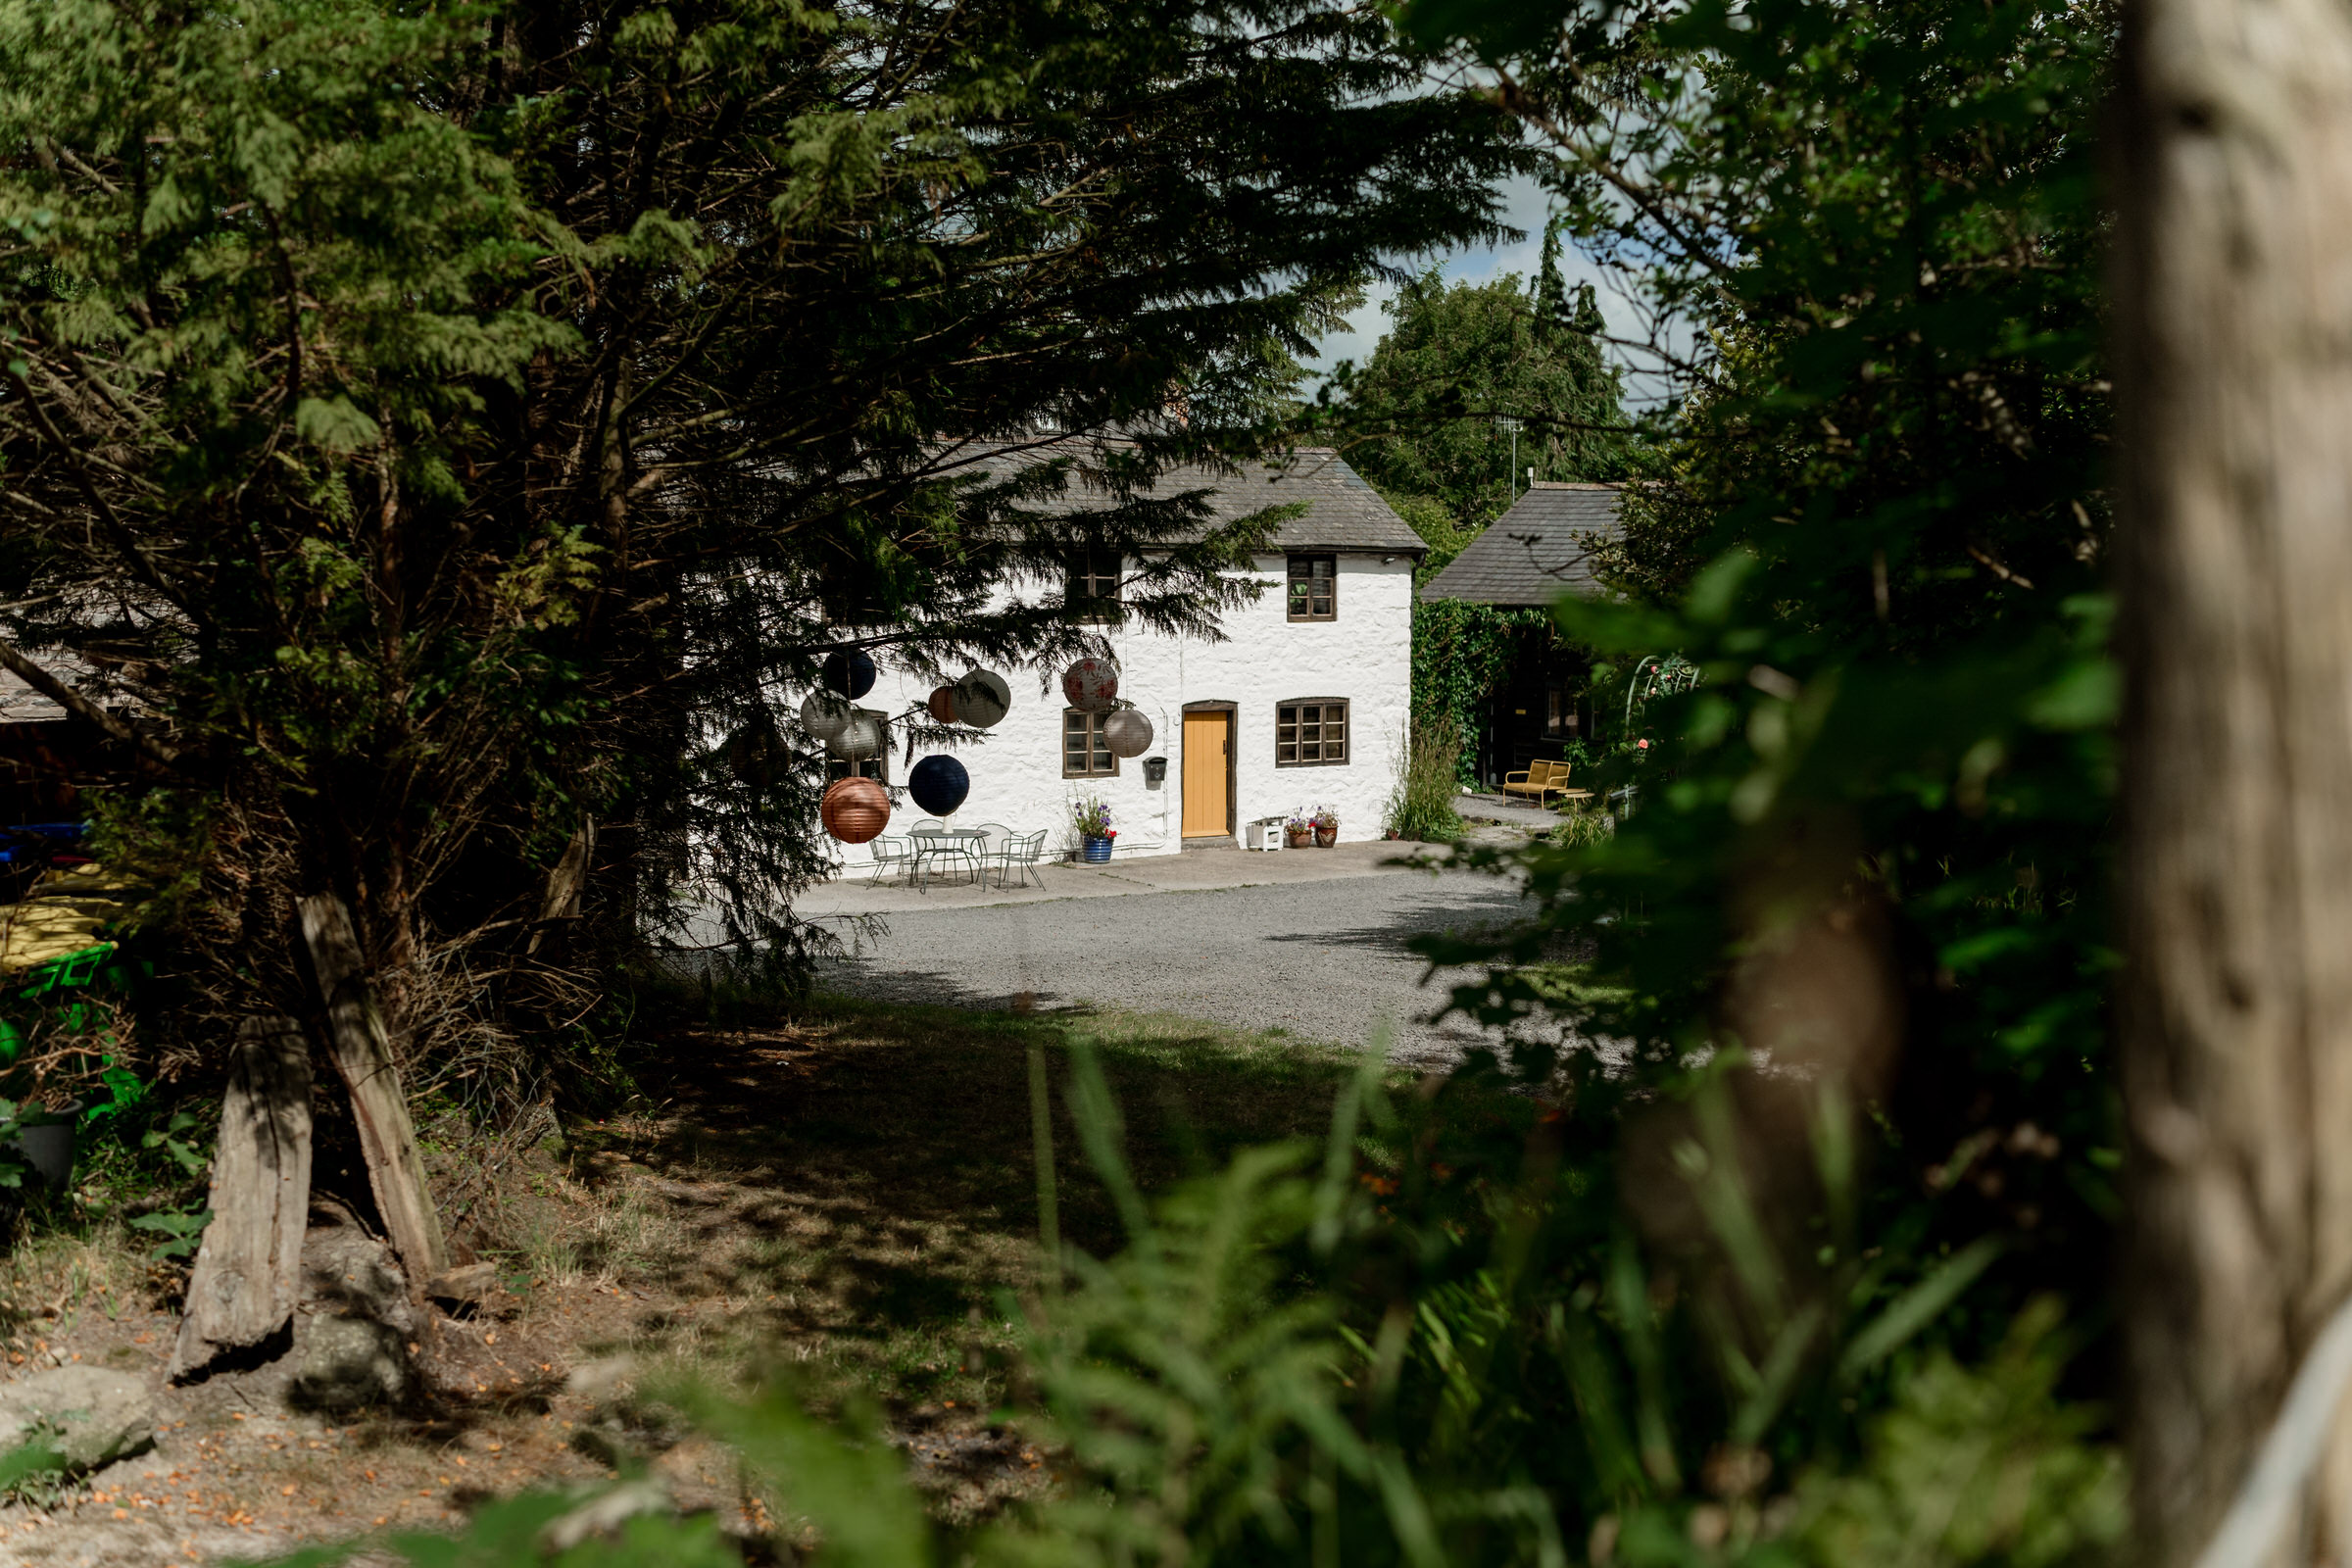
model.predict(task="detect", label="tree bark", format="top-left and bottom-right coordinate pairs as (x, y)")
top-left (2114, 0), bottom-right (2352, 1555)
top-left (297, 893), bottom-right (449, 1297)
top-left (167, 1015), bottom-right (312, 1382)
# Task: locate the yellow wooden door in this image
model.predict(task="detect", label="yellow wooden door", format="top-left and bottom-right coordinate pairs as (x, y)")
top-left (1182, 711), bottom-right (1230, 837)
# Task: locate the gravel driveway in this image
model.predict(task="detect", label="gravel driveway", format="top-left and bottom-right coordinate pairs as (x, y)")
top-left (818, 865), bottom-right (1541, 1064)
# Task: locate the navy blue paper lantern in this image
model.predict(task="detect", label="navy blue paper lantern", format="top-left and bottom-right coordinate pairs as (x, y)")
top-left (907, 755), bottom-right (971, 816)
top-left (820, 649), bottom-right (876, 699)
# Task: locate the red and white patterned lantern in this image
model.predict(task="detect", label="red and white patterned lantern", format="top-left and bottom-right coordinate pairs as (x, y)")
top-left (1062, 658), bottom-right (1118, 714)
top-left (927, 686), bottom-right (959, 724)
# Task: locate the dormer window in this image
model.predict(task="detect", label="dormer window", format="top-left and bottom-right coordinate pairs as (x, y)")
top-left (1286, 555), bottom-right (1336, 621)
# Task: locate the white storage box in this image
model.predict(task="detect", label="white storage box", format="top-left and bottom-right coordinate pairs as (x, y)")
top-left (1246, 817), bottom-right (1287, 852)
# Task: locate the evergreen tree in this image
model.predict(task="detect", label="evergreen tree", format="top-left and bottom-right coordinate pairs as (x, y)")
top-left (1326, 222), bottom-right (1625, 538)
top-left (0, 0), bottom-right (1523, 1100)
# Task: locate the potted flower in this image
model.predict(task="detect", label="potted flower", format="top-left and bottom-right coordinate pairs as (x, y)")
top-left (1285, 810), bottom-right (1313, 849)
top-left (1073, 796), bottom-right (1116, 862)
top-left (1311, 805), bottom-right (1339, 848)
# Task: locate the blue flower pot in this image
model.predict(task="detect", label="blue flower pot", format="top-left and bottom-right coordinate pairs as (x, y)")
top-left (1083, 836), bottom-right (1113, 863)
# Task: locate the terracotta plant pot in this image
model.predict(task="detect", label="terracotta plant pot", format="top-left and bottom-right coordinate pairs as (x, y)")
top-left (1314, 827), bottom-right (1338, 848)
top-left (1287, 827), bottom-right (1312, 848)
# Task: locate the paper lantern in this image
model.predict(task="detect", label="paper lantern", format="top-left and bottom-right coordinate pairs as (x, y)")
top-left (826, 708), bottom-right (886, 759)
top-left (907, 755), bottom-right (971, 816)
top-left (820, 777), bottom-right (890, 844)
top-left (927, 686), bottom-right (959, 724)
top-left (951, 669), bottom-right (1012, 729)
top-left (820, 648), bottom-right (876, 699)
top-left (1062, 658), bottom-right (1118, 714)
top-left (1103, 708), bottom-right (1153, 759)
top-left (800, 692), bottom-right (853, 743)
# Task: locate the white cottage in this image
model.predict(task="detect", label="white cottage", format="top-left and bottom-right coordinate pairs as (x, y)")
top-left (826, 447), bottom-right (1425, 861)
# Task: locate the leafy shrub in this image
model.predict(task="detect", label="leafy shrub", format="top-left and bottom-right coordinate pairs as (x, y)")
top-left (270, 1044), bottom-right (2123, 1568)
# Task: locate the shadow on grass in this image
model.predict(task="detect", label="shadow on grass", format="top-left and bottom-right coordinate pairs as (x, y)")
top-left (545, 993), bottom-right (1377, 1412)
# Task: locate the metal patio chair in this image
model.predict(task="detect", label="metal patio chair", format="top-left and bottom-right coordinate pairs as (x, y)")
top-left (866, 836), bottom-right (914, 885)
top-left (988, 828), bottom-right (1049, 890)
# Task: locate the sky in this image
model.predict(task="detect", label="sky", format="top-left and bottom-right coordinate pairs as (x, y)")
top-left (1298, 172), bottom-right (1669, 409)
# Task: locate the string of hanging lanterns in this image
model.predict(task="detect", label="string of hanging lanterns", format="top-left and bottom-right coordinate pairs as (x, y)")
top-left (811, 653), bottom-right (1152, 846)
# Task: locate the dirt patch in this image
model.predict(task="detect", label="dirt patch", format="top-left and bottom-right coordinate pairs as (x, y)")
top-left (0, 998), bottom-right (1354, 1564)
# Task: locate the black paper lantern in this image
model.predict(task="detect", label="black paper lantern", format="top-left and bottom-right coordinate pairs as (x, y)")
top-left (908, 754), bottom-right (971, 816)
top-left (820, 648), bottom-right (876, 699)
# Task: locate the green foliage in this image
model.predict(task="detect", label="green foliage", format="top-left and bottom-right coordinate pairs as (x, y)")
top-left (1410, 598), bottom-right (1557, 783)
top-left (1402, 0), bottom-right (2118, 1345)
top-left (1386, 711), bottom-right (1467, 842)
top-left (1327, 230), bottom-right (1627, 530)
top-left (0, 1424), bottom-right (74, 1509)
top-left (1550, 808), bottom-right (1614, 848)
top-left (1331, 241), bottom-right (1629, 763)
top-left (267, 1045), bottom-right (2121, 1568)
top-left (127, 1204), bottom-right (211, 1262)
top-left (0, 0), bottom-right (1528, 1100)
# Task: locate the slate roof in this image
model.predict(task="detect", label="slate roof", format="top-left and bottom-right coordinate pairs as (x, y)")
top-left (0, 647), bottom-right (85, 725)
top-left (961, 442), bottom-right (1427, 556)
top-left (1417, 483), bottom-right (1624, 606)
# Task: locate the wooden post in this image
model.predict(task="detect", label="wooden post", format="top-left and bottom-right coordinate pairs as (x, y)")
top-left (167, 1015), bottom-right (313, 1382)
top-left (527, 818), bottom-right (595, 958)
top-left (297, 894), bottom-right (448, 1294)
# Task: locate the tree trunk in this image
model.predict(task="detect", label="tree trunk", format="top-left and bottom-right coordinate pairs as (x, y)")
top-left (2114, 0), bottom-right (2352, 1555)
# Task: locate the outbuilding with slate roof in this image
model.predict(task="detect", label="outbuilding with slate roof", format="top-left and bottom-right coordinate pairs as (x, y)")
top-left (823, 444), bottom-right (1425, 860)
top-left (1417, 482), bottom-right (1626, 788)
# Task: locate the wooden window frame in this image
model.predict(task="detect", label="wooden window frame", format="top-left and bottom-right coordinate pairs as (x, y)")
top-left (827, 753), bottom-right (889, 785)
top-left (1275, 698), bottom-right (1349, 767)
top-left (1062, 708), bottom-right (1119, 778)
top-left (1065, 549), bottom-right (1125, 623)
top-left (1286, 554), bottom-right (1337, 621)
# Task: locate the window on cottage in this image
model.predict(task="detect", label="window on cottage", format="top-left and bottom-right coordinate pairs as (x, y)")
top-left (1275, 699), bottom-right (1348, 766)
top-left (1065, 550), bottom-right (1125, 622)
top-left (827, 753), bottom-right (889, 785)
top-left (1286, 555), bottom-right (1337, 621)
top-left (1063, 708), bottom-right (1118, 777)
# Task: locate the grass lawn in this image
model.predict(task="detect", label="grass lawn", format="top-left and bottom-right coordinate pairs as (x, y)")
top-left (499, 991), bottom-right (1387, 1450)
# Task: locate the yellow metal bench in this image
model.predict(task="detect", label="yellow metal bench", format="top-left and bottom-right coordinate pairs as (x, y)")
top-left (1502, 760), bottom-right (1582, 806)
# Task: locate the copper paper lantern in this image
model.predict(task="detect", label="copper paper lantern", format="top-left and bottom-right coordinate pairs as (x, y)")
top-left (800, 692), bottom-right (853, 743)
top-left (820, 777), bottom-right (891, 844)
top-left (1062, 658), bottom-right (1118, 714)
top-left (826, 708), bottom-right (887, 759)
top-left (951, 669), bottom-right (1012, 729)
top-left (927, 685), bottom-right (959, 724)
top-left (1103, 708), bottom-right (1153, 759)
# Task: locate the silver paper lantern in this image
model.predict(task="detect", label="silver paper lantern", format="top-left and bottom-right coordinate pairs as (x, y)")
top-left (826, 708), bottom-right (887, 759)
top-left (951, 669), bottom-right (1012, 729)
top-left (800, 691), bottom-right (853, 743)
top-left (1103, 708), bottom-right (1154, 759)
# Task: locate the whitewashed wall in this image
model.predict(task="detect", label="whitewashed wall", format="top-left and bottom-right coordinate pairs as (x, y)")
top-left (824, 554), bottom-right (1413, 863)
